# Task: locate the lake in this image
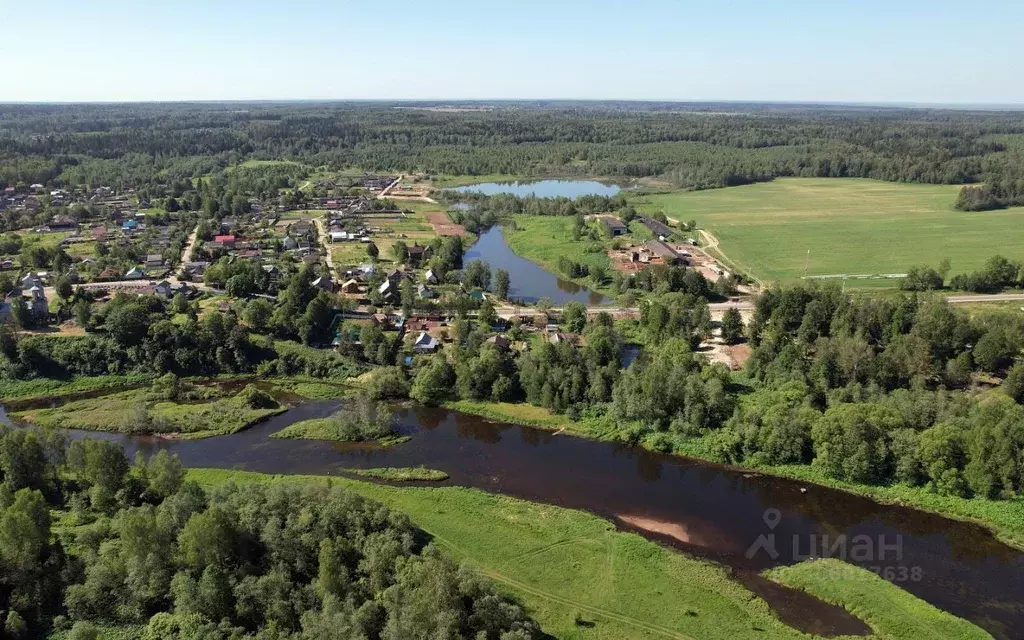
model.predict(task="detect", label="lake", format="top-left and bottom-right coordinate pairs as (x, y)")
top-left (464, 226), bottom-right (611, 305)
top-left (452, 179), bottom-right (626, 199)
top-left (4, 397), bottom-right (1024, 638)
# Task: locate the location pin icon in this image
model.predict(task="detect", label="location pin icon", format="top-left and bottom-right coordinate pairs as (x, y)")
top-left (764, 508), bottom-right (782, 530)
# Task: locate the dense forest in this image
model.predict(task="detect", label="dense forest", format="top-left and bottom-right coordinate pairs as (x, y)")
top-left (2, 102), bottom-right (1023, 210)
top-left (0, 429), bottom-right (539, 639)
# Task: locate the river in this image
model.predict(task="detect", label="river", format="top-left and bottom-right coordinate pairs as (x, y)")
top-left (4, 398), bottom-right (1022, 638)
top-left (464, 226), bottom-right (611, 305)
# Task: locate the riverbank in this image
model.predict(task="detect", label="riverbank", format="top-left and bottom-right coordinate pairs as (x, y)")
top-left (447, 398), bottom-right (1024, 552)
top-left (501, 217), bottom-right (617, 297)
top-left (765, 559), bottom-right (989, 640)
top-left (344, 466), bottom-right (449, 481)
top-left (13, 386), bottom-right (287, 439)
top-left (4, 375), bottom-right (351, 439)
top-left (270, 416), bottom-right (410, 447)
top-left (187, 468), bottom-right (985, 640)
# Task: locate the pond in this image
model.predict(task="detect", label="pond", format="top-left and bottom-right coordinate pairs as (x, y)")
top-left (5, 398), bottom-right (1024, 638)
top-left (452, 179), bottom-right (626, 199)
top-left (464, 226), bottom-right (611, 305)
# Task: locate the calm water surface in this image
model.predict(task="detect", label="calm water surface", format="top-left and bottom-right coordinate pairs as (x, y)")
top-left (465, 226), bottom-right (610, 305)
top-left (3, 398), bottom-right (1022, 638)
top-left (453, 179), bottom-right (625, 199)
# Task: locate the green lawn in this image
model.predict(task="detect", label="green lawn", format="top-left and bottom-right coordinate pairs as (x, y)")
top-left (632, 178), bottom-right (1024, 287)
top-left (765, 559), bottom-right (989, 639)
top-left (188, 469), bottom-right (985, 640)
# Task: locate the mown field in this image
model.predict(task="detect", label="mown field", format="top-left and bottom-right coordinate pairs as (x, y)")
top-left (189, 469), bottom-right (988, 640)
top-left (633, 178), bottom-right (1024, 287)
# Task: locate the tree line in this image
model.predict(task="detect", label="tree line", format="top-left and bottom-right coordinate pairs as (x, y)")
top-left (0, 428), bottom-right (540, 638)
top-left (3, 103), bottom-right (1022, 212)
top-left (400, 284), bottom-right (1024, 501)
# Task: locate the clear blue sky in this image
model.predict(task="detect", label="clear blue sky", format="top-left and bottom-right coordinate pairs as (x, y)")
top-left (1, 0), bottom-right (1020, 104)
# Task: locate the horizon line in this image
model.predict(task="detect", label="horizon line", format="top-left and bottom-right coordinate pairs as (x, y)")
top-left (1, 98), bottom-right (1023, 110)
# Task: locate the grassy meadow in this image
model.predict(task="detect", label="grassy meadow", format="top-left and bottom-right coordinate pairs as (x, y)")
top-left (633, 178), bottom-right (1024, 287)
top-left (765, 559), bottom-right (990, 640)
top-left (344, 466), bottom-right (450, 481)
top-left (188, 469), bottom-right (987, 640)
top-left (13, 386), bottom-right (286, 439)
top-left (502, 216), bottom-right (616, 293)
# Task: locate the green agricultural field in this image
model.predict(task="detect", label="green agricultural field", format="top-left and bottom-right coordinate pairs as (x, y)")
top-left (634, 178), bottom-right (1024, 287)
top-left (189, 469), bottom-right (986, 640)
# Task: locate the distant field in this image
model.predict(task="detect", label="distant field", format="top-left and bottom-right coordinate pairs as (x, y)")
top-left (634, 178), bottom-right (1024, 287)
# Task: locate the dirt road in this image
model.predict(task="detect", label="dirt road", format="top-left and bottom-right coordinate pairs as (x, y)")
top-left (177, 224), bottom-right (200, 276)
top-left (314, 218), bottom-right (336, 274)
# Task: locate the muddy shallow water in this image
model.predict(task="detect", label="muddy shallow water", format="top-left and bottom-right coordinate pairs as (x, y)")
top-left (3, 400), bottom-right (1023, 637)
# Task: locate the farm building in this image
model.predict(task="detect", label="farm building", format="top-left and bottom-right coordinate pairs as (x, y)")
top-left (598, 216), bottom-right (628, 236)
top-left (642, 218), bottom-right (674, 238)
top-left (645, 239), bottom-right (683, 265)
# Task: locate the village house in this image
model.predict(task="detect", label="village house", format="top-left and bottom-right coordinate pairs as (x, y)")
top-left (154, 280), bottom-right (173, 297)
top-left (423, 269), bottom-right (438, 285)
top-left (214, 235), bottom-right (236, 249)
top-left (341, 279), bottom-right (361, 294)
top-left (413, 331), bottom-right (440, 353)
top-left (417, 284), bottom-right (436, 299)
top-left (48, 215), bottom-right (78, 231)
top-left (25, 286), bottom-right (49, 322)
top-left (145, 254), bottom-right (165, 268)
top-left (312, 275), bottom-right (335, 293)
top-left (124, 266), bottom-right (147, 280)
top-left (485, 335), bottom-right (511, 351)
top-left (406, 243), bottom-right (433, 266)
top-left (378, 279), bottom-right (399, 303)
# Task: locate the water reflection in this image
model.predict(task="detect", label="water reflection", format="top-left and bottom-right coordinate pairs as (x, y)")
top-left (4, 399), bottom-right (1024, 637)
top-left (464, 227), bottom-right (610, 305)
top-left (452, 179), bottom-right (625, 199)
